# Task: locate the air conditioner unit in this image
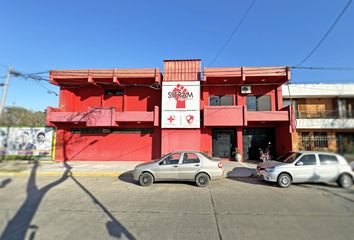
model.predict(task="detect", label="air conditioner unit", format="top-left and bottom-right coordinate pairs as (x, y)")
top-left (241, 85), bottom-right (251, 94)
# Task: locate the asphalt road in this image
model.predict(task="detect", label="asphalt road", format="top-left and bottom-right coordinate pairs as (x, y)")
top-left (0, 173), bottom-right (353, 240)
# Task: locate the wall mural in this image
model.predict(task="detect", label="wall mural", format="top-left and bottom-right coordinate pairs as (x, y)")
top-left (0, 127), bottom-right (54, 157)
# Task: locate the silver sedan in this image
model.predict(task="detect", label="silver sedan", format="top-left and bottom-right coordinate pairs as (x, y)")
top-left (257, 151), bottom-right (354, 188)
top-left (132, 151), bottom-right (224, 187)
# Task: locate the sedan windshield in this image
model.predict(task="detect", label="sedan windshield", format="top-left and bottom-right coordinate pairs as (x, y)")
top-left (277, 152), bottom-right (301, 163)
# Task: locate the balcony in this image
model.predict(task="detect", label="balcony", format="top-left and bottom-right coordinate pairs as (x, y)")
top-left (203, 106), bottom-right (245, 126)
top-left (295, 110), bottom-right (354, 129)
top-left (203, 105), bottom-right (292, 127)
top-left (247, 111), bottom-right (289, 122)
top-left (296, 110), bottom-right (354, 119)
top-left (46, 106), bottom-right (159, 127)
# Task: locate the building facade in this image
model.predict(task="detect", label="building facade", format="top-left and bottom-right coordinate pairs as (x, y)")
top-left (46, 60), bottom-right (294, 161)
top-left (283, 84), bottom-right (354, 161)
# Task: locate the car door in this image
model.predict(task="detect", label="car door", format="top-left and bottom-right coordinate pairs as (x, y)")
top-left (292, 154), bottom-right (319, 182)
top-left (318, 154), bottom-right (340, 181)
top-left (178, 153), bottom-right (202, 180)
top-left (156, 153), bottom-right (182, 180)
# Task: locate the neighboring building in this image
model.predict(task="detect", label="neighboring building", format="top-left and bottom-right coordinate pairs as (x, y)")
top-left (283, 84), bottom-right (354, 160)
top-left (46, 60), bottom-right (295, 161)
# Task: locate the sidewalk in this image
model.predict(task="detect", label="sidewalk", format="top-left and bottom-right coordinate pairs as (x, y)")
top-left (0, 160), bottom-right (257, 178)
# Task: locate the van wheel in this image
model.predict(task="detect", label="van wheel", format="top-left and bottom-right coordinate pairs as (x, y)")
top-left (139, 172), bottom-right (154, 186)
top-left (196, 173), bottom-right (209, 187)
top-left (338, 174), bottom-right (353, 188)
top-left (277, 173), bottom-right (292, 188)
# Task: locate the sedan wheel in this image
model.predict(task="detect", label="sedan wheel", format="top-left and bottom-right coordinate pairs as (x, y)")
top-left (196, 173), bottom-right (209, 187)
top-left (139, 172), bottom-right (154, 187)
top-left (277, 173), bottom-right (291, 188)
top-left (338, 174), bottom-right (353, 188)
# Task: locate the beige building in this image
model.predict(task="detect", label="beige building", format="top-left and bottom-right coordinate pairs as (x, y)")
top-left (282, 84), bottom-right (354, 160)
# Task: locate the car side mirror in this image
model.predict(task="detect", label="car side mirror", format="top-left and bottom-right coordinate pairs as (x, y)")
top-left (295, 161), bottom-right (304, 166)
top-left (160, 160), bottom-right (167, 165)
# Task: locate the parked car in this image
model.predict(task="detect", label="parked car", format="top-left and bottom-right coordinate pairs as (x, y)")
top-left (256, 151), bottom-right (354, 188)
top-left (132, 151), bottom-right (224, 187)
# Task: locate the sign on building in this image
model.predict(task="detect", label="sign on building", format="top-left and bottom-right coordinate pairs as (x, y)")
top-left (0, 127), bottom-right (54, 158)
top-left (161, 81), bottom-right (200, 128)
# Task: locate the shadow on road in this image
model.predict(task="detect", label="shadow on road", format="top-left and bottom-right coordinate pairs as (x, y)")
top-left (118, 170), bottom-right (198, 187)
top-left (0, 178), bottom-right (11, 188)
top-left (63, 162), bottom-right (136, 240)
top-left (227, 176), bottom-right (277, 187)
top-left (118, 171), bottom-right (139, 186)
top-left (0, 161), bottom-right (70, 240)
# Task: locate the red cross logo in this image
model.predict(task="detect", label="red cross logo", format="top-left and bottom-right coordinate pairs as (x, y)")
top-left (167, 115), bottom-right (175, 123)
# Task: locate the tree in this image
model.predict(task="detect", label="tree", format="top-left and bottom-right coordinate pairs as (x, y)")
top-left (0, 107), bottom-right (46, 127)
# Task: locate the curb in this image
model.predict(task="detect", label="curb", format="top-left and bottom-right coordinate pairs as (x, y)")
top-left (0, 171), bottom-right (122, 177)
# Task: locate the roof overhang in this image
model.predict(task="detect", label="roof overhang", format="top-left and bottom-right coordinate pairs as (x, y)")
top-left (203, 66), bottom-right (290, 85)
top-left (50, 68), bottom-right (161, 88)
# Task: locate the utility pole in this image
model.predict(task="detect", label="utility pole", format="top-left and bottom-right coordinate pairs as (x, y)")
top-left (0, 67), bottom-right (11, 117)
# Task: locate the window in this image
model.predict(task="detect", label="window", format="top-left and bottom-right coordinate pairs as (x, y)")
top-left (300, 132), bottom-right (311, 151)
top-left (161, 153), bottom-right (181, 165)
top-left (182, 153), bottom-right (200, 164)
top-left (319, 154), bottom-right (338, 165)
top-left (246, 95), bottom-right (271, 111)
top-left (71, 128), bottom-right (154, 134)
top-left (105, 89), bottom-right (124, 96)
top-left (314, 132), bottom-right (328, 148)
top-left (298, 154), bottom-right (317, 165)
top-left (209, 95), bottom-right (234, 106)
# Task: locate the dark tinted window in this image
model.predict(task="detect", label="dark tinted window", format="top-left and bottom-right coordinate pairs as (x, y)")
top-left (257, 95), bottom-right (271, 111)
top-left (209, 95), bottom-right (234, 106)
top-left (71, 128), bottom-right (153, 134)
top-left (298, 154), bottom-right (317, 165)
top-left (161, 153), bottom-right (181, 165)
top-left (105, 89), bottom-right (124, 96)
top-left (182, 153), bottom-right (200, 164)
top-left (319, 154), bottom-right (338, 165)
top-left (246, 96), bottom-right (257, 111)
top-left (246, 95), bottom-right (271, 111)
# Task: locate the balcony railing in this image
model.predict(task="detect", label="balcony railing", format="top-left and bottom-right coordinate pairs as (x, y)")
top-left (296, 110), bottom-right (337, 119)
top-left (296, 110), bottom-right (354, 119)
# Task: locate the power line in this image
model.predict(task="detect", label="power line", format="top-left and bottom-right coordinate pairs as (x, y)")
top-left (291, 66), bottom-right (354, 71)
top-left (208, 0), bottom-right (257, 67)
top-left (295, 0), bottom-right (352, 67)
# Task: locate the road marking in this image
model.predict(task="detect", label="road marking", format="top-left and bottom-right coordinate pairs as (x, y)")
top-left (0, 171), bottom-right (122, 177)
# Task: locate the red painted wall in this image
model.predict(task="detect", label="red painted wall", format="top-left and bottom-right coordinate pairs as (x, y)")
top-left (55, 126), bottom-right (161, 161)
top-left (275, 126), bottom-right (292, 157)
top-left (59, 86), bottom-right (160, 112)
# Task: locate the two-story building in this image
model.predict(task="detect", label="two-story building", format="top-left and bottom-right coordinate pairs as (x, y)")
top-left (46, 59), bottom-right (295, 161)
top-left (283, 83), bottom-right (354, 161)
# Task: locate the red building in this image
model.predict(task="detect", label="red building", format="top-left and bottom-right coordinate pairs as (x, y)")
top-left (46, 60), bottom-right (294, 161)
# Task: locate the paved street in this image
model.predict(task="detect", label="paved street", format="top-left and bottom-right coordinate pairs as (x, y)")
top-left (0, 169), bottom-right (353, 240)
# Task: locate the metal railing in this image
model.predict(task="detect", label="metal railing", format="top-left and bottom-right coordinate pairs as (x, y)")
top-left (295, 110), bottom-right (354, 119)
top-left (298, 136), bottom-right (334, 151)
top-left (296, 110), bottom-right (338, 119)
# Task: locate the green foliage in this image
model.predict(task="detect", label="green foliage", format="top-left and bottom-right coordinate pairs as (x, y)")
top-left (0, 107), bottom-right (46, 127)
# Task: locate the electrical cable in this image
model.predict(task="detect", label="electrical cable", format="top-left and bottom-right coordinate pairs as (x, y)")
top-left (208, 0), bottom-right (257, 67)
top-left (295, 0), bottom-right (352, 66)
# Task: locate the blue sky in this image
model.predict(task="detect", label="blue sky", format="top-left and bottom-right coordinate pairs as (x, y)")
top-left (0, 0), bottom-right (353, 111)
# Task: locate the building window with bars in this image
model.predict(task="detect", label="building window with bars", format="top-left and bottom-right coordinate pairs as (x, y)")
top-left (314, 132), bottom-right (328, 148)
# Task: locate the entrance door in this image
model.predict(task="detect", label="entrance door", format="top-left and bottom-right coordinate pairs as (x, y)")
top-left (212, 129), bottom-right (235, 158)
top-left (242, 128), bottom-right (275, 161)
